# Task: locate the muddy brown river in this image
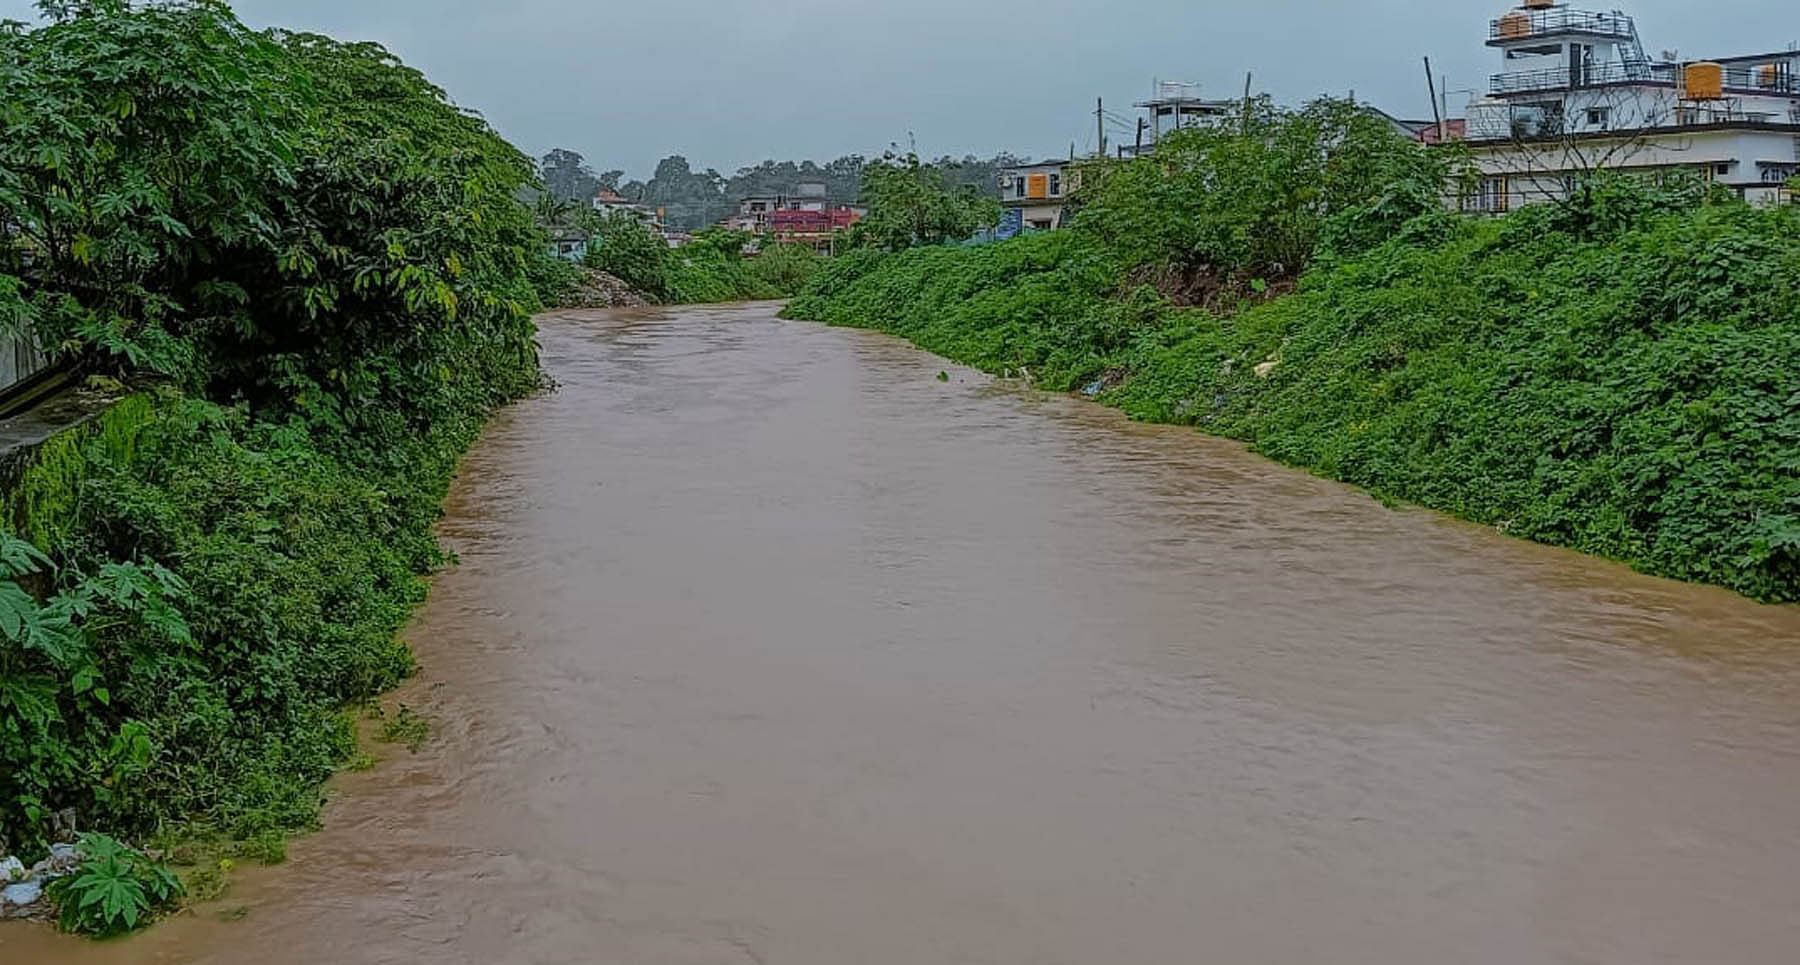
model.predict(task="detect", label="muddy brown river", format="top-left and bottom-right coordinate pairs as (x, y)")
top-left (6, 303), bottom-right (1800, 963)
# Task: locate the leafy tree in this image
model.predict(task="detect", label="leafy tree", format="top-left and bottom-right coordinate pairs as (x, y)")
top-left (851, 151), bottom-right (1003, 251)
top-left (0, 0), bottom-right (554, 869)
top-left (540, 148), bottom-right (600, 202)
top-left (0, 0), bottom-right (304, 375)
top-left (1075, 97), bottom-right (1456, 280)
top-left (550, 153), bottom-right (1018, 234)
top-left (585, 213), bottom-right (676, 300)
top-left (926, 153), bottom-right (1024, 199)
top-left (582, 214), bottom-right (815, 304)
top-left (726, 157), bottom-right (864, 206)
top-left (636, 155), bottom-right (733, 231)
top-left (535, 192), bottom-right (581, 229)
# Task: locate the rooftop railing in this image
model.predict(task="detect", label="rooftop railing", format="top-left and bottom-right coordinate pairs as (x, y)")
top-left (1489, 62), bottom-right (1796, 95)
top-left (1489, 9), bottom-right (1635, 43)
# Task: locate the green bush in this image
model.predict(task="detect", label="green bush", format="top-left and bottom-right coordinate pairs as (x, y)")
top-left (745, 242), bottom-right (825, 294)
top-left (787, 127), bottom-right (1800, 601)
top-left (0, 383), bottom-right (507, 855)
top-left (787, 231), bottom-right (1124, 390)
top-left (850, 150), bottom-right (1003, 250)
top-left (585, 216), bottom-right (820, 304)
top-left (46, 833), bottom-right (184, 937)
top-left (1074, 97), bottom-right (1456, 282)
top-left (0, 0), bottom-right (549, 865)
top-left (525, 254), bottom-right (589, 308)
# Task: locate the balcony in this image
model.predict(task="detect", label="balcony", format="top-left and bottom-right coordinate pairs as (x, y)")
top-left (1490, 62), bottom-right (1652, 94)
top-left (1488, 9), bottom-right (1635, 45)
top-left (1490, 61), bottom-right (1798, 95)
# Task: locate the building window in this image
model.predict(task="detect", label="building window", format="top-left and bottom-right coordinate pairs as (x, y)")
top-left (1506, 43), bottom-right (1563, 59)
top-left (1586, 107), bottom-right (1610, 129)
top-left (1014, 178), bottom-right (1026, 199)
top-left (1762, 164), bottom-right (1796, 183)
top-left (1714, 162), bottom-right (1733, 178)
top-left (1048, 173), bottom-right (1061, 196)
top-left (1461, 175), bottom-right (1509, 214)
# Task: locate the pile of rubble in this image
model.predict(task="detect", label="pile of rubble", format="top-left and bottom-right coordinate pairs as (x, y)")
top-left (556, 268), bottom-right (650, 309)
top-left (1, 842), bottom-right (78, 921)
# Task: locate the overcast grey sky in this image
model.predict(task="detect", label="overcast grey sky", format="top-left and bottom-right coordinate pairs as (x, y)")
top-left (4, 1), bottom-right (1794, 177)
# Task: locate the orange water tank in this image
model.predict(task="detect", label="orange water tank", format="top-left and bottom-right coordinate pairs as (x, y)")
top-left (1685, 61), bottom-right (1724, 100)
top-left (1757, 64), bottom-right (1780, 88)
top-left (1497, 11), bottom-right (1532, 39)
top-left (1522, 0), bottom-right (1554, 7)
top-left (1026, 173), bottom-right (1049, 199)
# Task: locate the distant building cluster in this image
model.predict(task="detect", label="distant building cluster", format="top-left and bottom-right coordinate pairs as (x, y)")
top-left (593, 189), bottom-right (666, 231)
top-left (995, 1), bottom-right (1798, 232)
top-left (556, 0), bottom-right (1796, 264)
top-left (1458, 0), bottom-right (1798, 210)
top-left (720, 181), bottom-right (867, 251)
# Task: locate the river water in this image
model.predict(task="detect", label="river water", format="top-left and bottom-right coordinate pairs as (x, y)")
top-left (7, 303), bottom-right (1800, 964)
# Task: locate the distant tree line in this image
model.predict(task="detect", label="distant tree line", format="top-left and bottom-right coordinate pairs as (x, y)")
top-left (538, 149), bottom-right (1030, 231)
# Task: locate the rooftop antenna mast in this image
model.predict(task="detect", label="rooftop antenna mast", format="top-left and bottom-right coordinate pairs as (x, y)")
top-left (1424, 57), bottom-right (1445, 142)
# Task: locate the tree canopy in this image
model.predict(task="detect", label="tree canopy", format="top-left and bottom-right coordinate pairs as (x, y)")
top-left (851, 151), bottom-right (1004, 250)
top-left (537, 149), bottom-right (1022, 232)
top-left (0, 0), bottom-right (552, 865)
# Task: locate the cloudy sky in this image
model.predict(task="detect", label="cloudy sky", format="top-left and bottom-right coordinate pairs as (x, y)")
top-left (4, 1), bottom-right (1794, 177)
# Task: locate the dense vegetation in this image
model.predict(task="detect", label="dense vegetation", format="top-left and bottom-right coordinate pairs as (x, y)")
top-left (787, 98), bottom-right (1800, 602)
top-left (538, 148), bottom-right (1022, 230)
top-left (0, 0), bottom-right (557, 924)
top-left (582, 215), bottom-right (821, 303)
top-left (850, 151), bottom-right (1004, 251)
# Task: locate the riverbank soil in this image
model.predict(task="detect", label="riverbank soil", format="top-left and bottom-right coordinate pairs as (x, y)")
top-left (7, 302), bottom-right (1799, 964)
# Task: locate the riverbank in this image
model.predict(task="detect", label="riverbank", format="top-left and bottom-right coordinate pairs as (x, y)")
top-left (784, 192), bottom-right (1800, 602)
top-left (0, 3), bottom-right (558, 934)
top-left (11, 304), bottom-right (1799, 963)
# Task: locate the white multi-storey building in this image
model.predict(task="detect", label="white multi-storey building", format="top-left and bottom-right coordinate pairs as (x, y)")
top-left (1462, 0), bottom-right (1799, 211)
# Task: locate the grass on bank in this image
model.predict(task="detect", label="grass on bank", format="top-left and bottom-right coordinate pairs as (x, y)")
top-left (786, 143), bottom-right (1800, 602)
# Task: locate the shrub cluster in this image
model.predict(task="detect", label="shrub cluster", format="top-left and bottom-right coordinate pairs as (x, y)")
top-left (584, 215), bottom-right (822, 304)
top-left (786, 99), bottom-right (1800, 601)
top-left (0, 0), bottom-right (553, 892)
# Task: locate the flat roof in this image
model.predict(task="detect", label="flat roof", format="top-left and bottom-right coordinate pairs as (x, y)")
top-left (1133, 98), bottom-right (1233, 109)
top-left (1712, 50), bottom-right (1800, 66)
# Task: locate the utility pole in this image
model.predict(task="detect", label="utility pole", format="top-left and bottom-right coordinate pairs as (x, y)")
top-left (1424, 57), bottom-right (1445, 142)
top-left (1242, 71), bottom-right (1254, 135)
top-left (1096, 97), bottom-right (1107, 158)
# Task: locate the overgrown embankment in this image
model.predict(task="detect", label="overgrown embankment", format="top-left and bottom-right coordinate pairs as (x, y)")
top-left (785, 102), bottom-right (1800, 602)
top-left (578, 216), bottom-right (823, 305)
top-left (0, 2), bottom-right (559, 931)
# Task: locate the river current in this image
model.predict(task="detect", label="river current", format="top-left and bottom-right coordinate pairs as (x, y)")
top-left (8, 303), bottom-right (1799, 964)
